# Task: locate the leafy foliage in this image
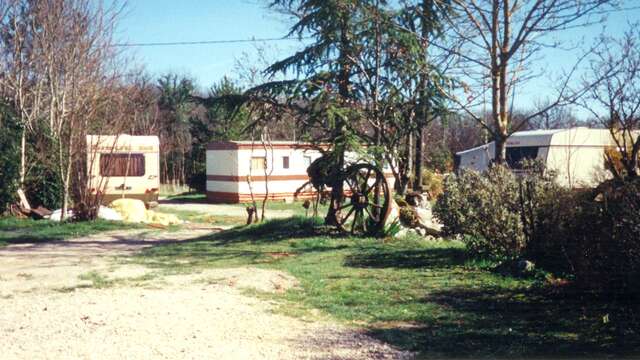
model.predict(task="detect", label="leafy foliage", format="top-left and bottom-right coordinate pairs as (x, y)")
top-left (568, 179), bottom-right (640, 294)
top-left (435, 166), bottom-right (524, 260)
top-left (0, 104), bottom-right (21, 212)
top-left (24, 161), bottom-right (63, 209)
top-left (434, 163), bottom-right (564, 261)
top-left (420, 168), bottom-right (443, 199)
top-left (435, 163), bottom-right (640, 295)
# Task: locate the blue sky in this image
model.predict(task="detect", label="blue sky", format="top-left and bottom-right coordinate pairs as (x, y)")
top-left (117, 0), bottom-right (299, 89)
top-left (118, 1), bottom-right (640, 117)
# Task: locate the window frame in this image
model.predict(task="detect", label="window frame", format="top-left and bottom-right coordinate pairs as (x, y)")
top-left (303, 155), bottom-right (312, 168)
top-left (99, 153), bottom-right (146, 177)
top-left (250, 156), bottom-right (267, 171)
top-left (506, 146), bottom-right (540, 169)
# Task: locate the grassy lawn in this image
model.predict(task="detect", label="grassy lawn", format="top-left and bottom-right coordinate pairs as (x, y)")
top-left (163, 192), bottom-right (207, 202)
top-left (158, 192), bottom-right (328, 225)
top-left (133, 216), bottom-right (640, 358)
top-left (0, 217), bottom-right (140, 246)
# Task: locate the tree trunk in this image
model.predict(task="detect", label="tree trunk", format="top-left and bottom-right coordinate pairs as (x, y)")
top-left (325, 12), bottom-right (351, 226)
top-left (495, 0), bottom-right (511, 164)
top-left (20, 127), bottom-right (27, 187)
top-left (413, 0), bottom-right (433, 190)
top-left (413, 126), bottom-right (423, 191)
top-left (495, 135), bottom-right (507, 165)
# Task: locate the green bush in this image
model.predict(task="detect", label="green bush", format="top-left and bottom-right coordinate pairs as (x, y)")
top-left (24, 158), bottom-right (63, 209)
top-left (425, 141), bottom-right (453, 173)
top-left (0, 106), bottom-right (21, 212)
top-left (187, 171), bottom-right (207, 193)
top-left (434, 163), bottom-right (565, 262)
top-left (435, 163), bottom-right (640, 294)
top-left (434, 166), bottom-right (524, 260)
top-left (394, 196), bottom-right (409, 208)
top-left (421, 169), bottom-right (443, 200)
top-left (568, 179), bottom-right (640, 294)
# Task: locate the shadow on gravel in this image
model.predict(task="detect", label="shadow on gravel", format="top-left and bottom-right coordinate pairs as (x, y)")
top-left (0, 219), bottom-right (140, 246)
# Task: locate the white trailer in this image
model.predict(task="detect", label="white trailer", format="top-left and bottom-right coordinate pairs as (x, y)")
top-left (205, 141), bottom-right (324, 203)
top-left (205, 141), bottom-right (395, 203)
top-left (87, 134), bottom-right (160, 205)
top-left (455, 128), bottom-right (624, 187)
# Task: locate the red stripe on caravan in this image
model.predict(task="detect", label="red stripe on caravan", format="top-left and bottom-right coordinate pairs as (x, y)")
top-left (206, 191), bottom-right (317, 204)
top-left (207, 174), bottom-right (310, 182)
top-left (207, 142), bottom-right (330, 151)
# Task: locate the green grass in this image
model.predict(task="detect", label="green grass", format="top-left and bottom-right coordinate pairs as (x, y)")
top-left (158, 193), bottom-right (328, 226)
top-left (74, 270), bottom-right (159, 290)
top-left (164, 191), bottom-right (327, 213)
top-left (0, 217), bottom-right (140, 246)
top-left (159, 184), bottom-right (192, 197)
top-left (164, 192), bottom-right (206, 202)
top-left (132, 216), bottom-right (640, 358)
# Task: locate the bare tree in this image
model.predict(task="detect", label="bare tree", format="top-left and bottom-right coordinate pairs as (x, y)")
top-left (579, 27), bottom-right (640, 179)
top-left (0, 0), bottom-right (47, 187)
top-left (445, 0), bottom-right (617, 162)
top-left (31, 0), bottom-right (125, 217)
top-left (528, 100), bottom-right (581, 129)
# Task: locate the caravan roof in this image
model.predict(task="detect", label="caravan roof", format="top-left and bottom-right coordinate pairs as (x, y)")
top-left (87, 134), bottom-right (160, 153)
top-left (456, 128), bottom-right (616, 156)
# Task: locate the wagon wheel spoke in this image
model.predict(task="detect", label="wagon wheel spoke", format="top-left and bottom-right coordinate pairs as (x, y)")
top-left (346, 178), bottom-right (358, 194)
top-left (352, 209), bottom-right (367, 235)
top-left (364, 206), bottom-right (379, 222)
top-left (337, 202), bottom-right (353, 211)
top-left (350, 209), bottom-right (361, 235)
top-left (363, 169), bottom-right (372, 192)
top-left (341, 206), bottom-right (356, 226)
top-left (361, 211), bottom-right (368, 234)
top-left (366, 174), bottom-right (382, 194)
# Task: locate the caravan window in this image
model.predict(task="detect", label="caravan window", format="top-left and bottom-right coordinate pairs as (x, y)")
top-left (250, 157), bottom-right (267, 171)
top-left (506, 147), bottom-right (539, 169)
top-left (303, 156), bottom-right (312, 168)
top-left (100, 154), bottom-right (145, 177)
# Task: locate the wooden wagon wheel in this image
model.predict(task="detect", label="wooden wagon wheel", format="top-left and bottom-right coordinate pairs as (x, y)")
top-left (331, 163), bottom-right (391, 236)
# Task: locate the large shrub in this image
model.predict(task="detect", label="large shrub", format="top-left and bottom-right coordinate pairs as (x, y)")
top-left (434, 163), bottom-right (566, 262)
top-left (435, 163), bottom-right (640, 294)
top-left (0, 106), bottom-right (21, 212)
top-left (569, 179), bottom-right (640, 294)
top-left (435, 165), bottom-right (525, 260)
top-left (23, 130), bottom-right (63, 209)
top-left (23, 161), bottom-right (64, 209)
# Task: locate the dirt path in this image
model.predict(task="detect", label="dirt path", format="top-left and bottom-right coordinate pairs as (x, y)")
top-left (159, 202), bottom-right (299, 219)
top-left (0, 229), bottom-right (413, 360)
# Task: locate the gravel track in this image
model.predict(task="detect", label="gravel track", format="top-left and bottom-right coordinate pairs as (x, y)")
top-left (0, 228), bottom-right (413, 360)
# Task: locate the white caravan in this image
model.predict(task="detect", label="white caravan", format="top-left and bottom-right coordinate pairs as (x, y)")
top-left (455, 128), bottom-right (626, 187)
top-left (87, 135), bottom-right (160, 205)
top-left (205, 141), bottom-right (395, 203)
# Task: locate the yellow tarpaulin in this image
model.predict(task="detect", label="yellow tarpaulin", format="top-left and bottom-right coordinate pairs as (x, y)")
top-left (109, 198), bottom-right (181, 226)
